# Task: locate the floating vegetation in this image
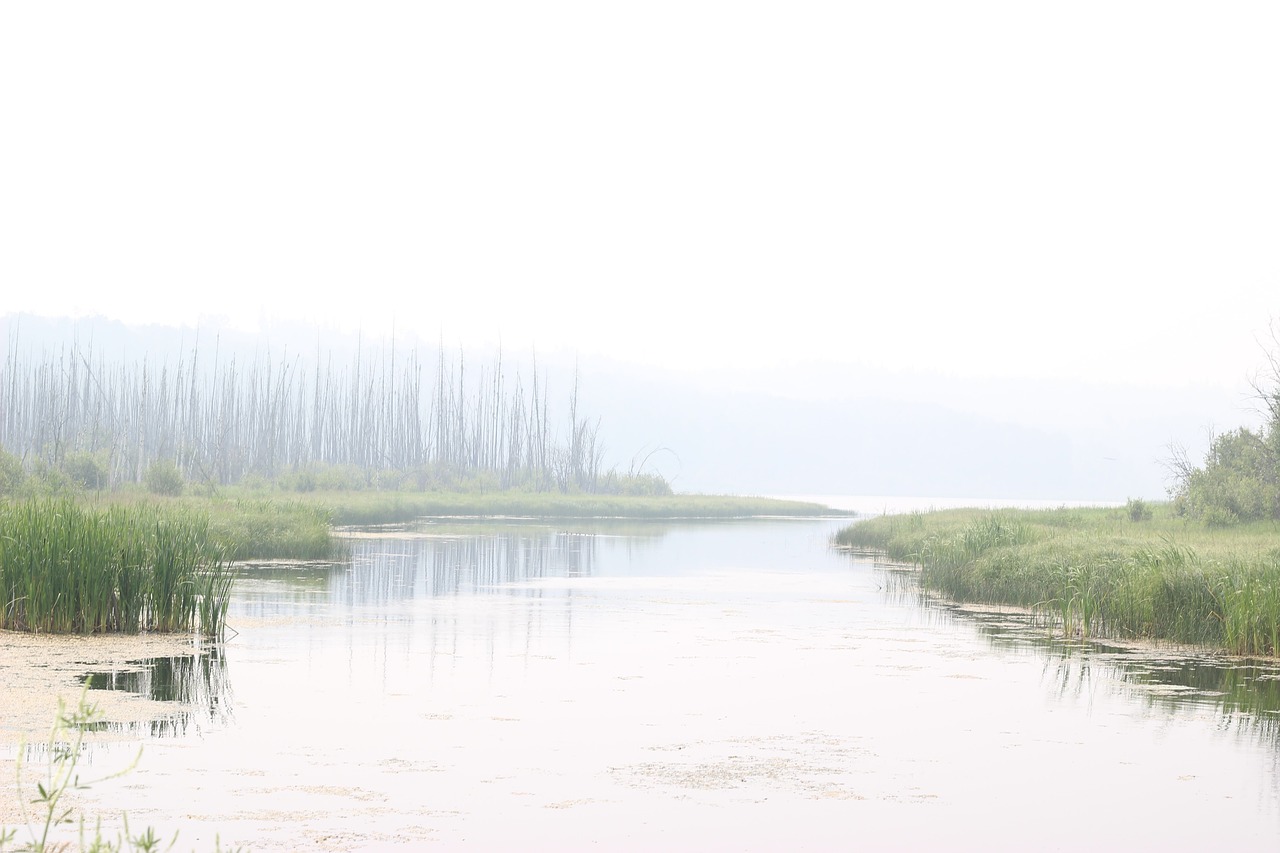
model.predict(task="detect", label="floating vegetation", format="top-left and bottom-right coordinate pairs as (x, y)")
top-left (0, 499), bottom-right (233, 636)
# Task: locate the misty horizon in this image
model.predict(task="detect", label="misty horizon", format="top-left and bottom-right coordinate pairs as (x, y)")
top-left (1, 312), bottom-right (1249, 502)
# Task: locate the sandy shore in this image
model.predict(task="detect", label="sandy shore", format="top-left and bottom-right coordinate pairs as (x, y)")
top-left (0, 630), bottom-right (203, 827)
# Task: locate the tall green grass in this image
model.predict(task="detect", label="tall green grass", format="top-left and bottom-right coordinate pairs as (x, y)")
top-left (0, 499), bottom-right (233, 636)
top-left (835, 505), bottom-right (1280, 655)
top-left (96, 489), bottom-right (823, 564)
top-left (202, 498), bottom-right (338, 560)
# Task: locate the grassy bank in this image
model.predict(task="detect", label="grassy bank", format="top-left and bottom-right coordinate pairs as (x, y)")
top-left (836, 504), bottom-right (1280, 656)
top-left (203, 498), bottom-right (337, 560)
top-left (298, 490), bottom-right (841, 525)
top-left (0, 500), bottom-right (233, 636)
top-left (94, 494), bottom-right (339, 562)
top-left (111, 490), bottom-right (838, 556)
top-left (0, 491), bottom-right (836, 636)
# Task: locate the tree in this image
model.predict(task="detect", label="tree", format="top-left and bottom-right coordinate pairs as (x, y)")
top-left (1171, 328), bottom-right (1280, 525)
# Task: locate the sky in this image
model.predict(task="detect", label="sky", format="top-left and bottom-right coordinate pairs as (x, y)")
top-left (1, 3), bottom-right (1278, 498)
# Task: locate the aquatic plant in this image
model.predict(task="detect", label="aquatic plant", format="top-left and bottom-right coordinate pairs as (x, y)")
top-left (834, 504), bottom-right (1280, 655)
top-left (0, 499), bottom-right (232, 636)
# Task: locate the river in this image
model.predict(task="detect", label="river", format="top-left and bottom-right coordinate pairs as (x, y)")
top-left (38, 505), bottom-right (1280, 849)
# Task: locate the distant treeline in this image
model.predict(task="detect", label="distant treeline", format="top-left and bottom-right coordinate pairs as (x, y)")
top-left (0, 336), bottom-right (669, 496)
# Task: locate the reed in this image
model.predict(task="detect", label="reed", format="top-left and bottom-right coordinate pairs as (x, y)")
top-left (0, 499), bottom-right (232, 636)
top-left (835, 504), bottom-right (1280, 655)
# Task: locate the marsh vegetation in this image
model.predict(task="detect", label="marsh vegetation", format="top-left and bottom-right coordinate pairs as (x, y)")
top-left (0, 500), bottom-right (233, 637)
top-left (835, 335), bottom-right (1280, 656)
top-left (837, 504), bottom-right (1280, 655)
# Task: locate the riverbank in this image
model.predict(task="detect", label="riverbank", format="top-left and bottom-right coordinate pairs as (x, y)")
top-left (119, 490), bottom-right (843, 559)
top-left (0, 492), bottom-right (841, 639)
top-left (303, 490), bottom-right (842, 524)
top-left (835, 503), bottom-right (1280, 656)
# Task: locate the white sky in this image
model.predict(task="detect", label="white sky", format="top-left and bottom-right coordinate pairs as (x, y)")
top-left (2, 2), bottom-right (1277, 390)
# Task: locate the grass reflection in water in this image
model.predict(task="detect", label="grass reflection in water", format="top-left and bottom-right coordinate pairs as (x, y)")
top-left (73, 649), bottom-right (233, 740)
top-left (875, 562), bottom-right (1280, 748)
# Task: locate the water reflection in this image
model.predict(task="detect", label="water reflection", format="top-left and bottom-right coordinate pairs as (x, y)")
top-left (22, 518), bottom-right (1280, 848)
top-left (338, 528), bottom-right (597, 606)
top-left (232, 525), bottom-right (622, 621)
top-left (75, 650), bottom-right (233, 739)
top-left (223, 525), bottom-right (629, 692)
top-left (903, 582), bottom-right (1280, 748)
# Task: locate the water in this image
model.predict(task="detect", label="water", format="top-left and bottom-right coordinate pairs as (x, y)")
top-left (65, 515), bottom-right (1280, 849)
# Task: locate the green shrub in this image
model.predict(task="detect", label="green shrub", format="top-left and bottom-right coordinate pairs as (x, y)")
top-left (1171, 416), bottom-right (1280, 526)
top-left (145, 460), bottom-right (185, 496)
top-left (0, 449), bottom-right (24, 496)
top-left (1126, 497), bottom-right (1153, 522)
top-left (62, 450), bottom-right (109, 491)
top-left (25, 460), bottom-right (76, 496)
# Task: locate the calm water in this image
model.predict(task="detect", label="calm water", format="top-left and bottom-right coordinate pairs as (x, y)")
top-left (65, 514), bottom-right (1280, 850)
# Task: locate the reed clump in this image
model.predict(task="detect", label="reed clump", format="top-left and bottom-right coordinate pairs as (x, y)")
top-left (0, 499), bottom-right (233, 636)
top-left (835, 504), bottom-right (1280, 655)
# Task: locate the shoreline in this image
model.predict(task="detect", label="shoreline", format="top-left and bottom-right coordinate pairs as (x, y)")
top-left (0, 630), bottom-right (205, 825)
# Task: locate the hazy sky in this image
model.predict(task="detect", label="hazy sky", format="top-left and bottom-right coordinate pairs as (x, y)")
top-left (2, 2), bottom-right (1277, 392)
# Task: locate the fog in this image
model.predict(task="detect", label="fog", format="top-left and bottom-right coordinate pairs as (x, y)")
top-left (581, 359), bottom-right (1246, 501)
top-left (2, 314), bottom-right (1249, 501)
top-left (3, 2), bottom-right (1277, 501)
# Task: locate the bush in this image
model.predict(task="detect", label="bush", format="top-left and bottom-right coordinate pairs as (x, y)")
top-left (282, 467), bottom-right (318, 492)
top-left (1174, 429), bottom-right (1278, 525)
top-left (589, 468), bottom-right (674, 497)
top-left (62, 450), bottom-right (109, 490)
top-left (1126, 497), bottom-right (1153, 522)
top-left (0, 449), bottom-right (24, 496)
top-left (25, 460), bottom-right (75, 496)
top-left (1170, 341), bottom-right (1280, 526)
top-left (145, 460), bottom-right (185, 496)
top-left (278, 463), bottom-right (368, 492)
